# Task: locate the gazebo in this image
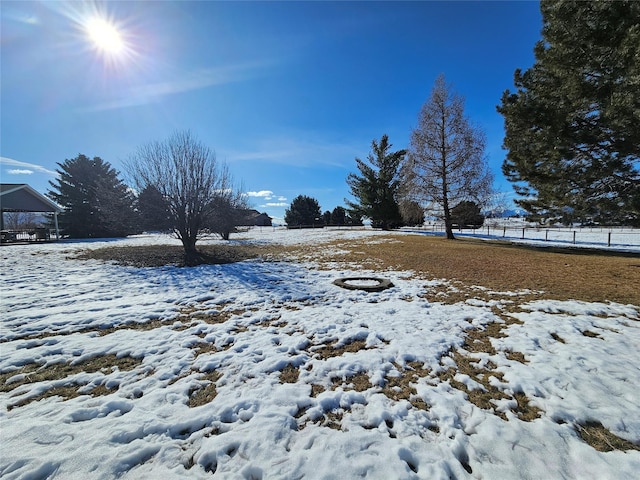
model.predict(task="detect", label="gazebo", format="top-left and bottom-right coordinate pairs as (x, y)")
top-left (1, 184), bottom-right (62, 241)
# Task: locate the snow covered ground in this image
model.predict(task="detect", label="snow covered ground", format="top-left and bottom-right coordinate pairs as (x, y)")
top-left (1, 229), bottom-right (639, 479)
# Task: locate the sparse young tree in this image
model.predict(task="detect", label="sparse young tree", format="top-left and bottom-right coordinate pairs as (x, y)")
top-left (498, 0), bottom-right (640, 225)
top-left (284, 195), bottom-right (322, 227)
top-left (205, 190), bottom-right (250, 240)
top-left (403, 75), bottom-right (493, 239)
top-left (346, 135), bottom-right (406, 230)
top-left (3, 212), bottom-right (40, 230)
top-left (399, 200), bottom-right (424, 227)
top-left (125, 131), bottom-right (242, 258)
top-left (47, 154), bottom-right (136, 238)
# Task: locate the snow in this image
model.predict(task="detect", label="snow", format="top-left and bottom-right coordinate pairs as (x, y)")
top-left (1, 229), bottom-right (639, 479)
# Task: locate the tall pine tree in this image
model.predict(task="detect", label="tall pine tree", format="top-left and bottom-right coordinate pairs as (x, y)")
top-left (47, 154), bottom-right (136, 238)
top-left (346, 135), bottom-right (405, 230)
top-left (498, 0), bottom-right (640, 225)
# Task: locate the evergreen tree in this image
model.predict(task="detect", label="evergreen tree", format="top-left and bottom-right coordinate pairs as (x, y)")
top-left (346, 212), bottom-right (364, 226)
top-left (331, 206), bottom-right (347, 225)
top-left (284, 195), bottom-right (322, 227)
top-left (404, 75), bottom-right (492, 239)
top-left (95, 177), bottom-right (138, 237)
top-left (47, 154), bottom-right (136, 238)
top-left (498, 0), bottom-right (640, 225)
top-left (137, 185), bottom-right (172, 232)
top-left (322, 210), bottom-right (332, 225)
top-left (450, 200), bottom-right (485, 228)
top-left (346, 135), bottom-right (405, 230)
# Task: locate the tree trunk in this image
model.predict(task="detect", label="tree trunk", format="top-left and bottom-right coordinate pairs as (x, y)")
top-left (440, 122), bottom-right (455, 240)
top-left (181, 234), bottom-right (201, 265)
top-left (442, 192), bottom-right (455, 239)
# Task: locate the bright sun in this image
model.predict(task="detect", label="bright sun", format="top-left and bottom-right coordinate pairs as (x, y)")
top-left (85, 17), bottom-right (124, 55)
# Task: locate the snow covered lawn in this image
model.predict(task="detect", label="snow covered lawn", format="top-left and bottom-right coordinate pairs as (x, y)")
top-left (1, 229), bottom-right (639, 479)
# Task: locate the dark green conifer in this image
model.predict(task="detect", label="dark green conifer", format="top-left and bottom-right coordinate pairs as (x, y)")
top-left (498, 0), bottom-right (640, 225)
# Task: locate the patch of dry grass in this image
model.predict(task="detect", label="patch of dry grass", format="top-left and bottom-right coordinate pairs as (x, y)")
top-left (77, 243), bottom-right (266, 267)
top-left (279, 364), bottom-right (300, 383)
top-left (310, 339), bottom-right (369, 360)
top-left (576, 421), bottom-right (640, 452)
top-left (178, 303), bottom-right (248, 325)
top-left (380, 361), bottom-right (430, 407)
top-left (303, 234), bottom-right (640, 305)
top-left (331, 372), bottom-right (370, 392)
top-left (188, 370), bottom-right (221, 408)
top-left (75, 233), bottom-right (639, 304)
top-left (437, 316), bottom-right (542, 422)
top-left (1, 354), bottom-right (142, 394)
top-left (3, 354), bottom-right (142, 410)
top-left (2, 318), bottom-right (178, 344)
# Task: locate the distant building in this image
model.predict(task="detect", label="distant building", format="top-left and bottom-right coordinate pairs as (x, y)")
top-left (1, 183), bottom-right (63, 241)
top-left (236, 209), bottom-right (272, 227)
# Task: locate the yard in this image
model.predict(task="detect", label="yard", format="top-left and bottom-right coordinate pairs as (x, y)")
top-left (1, 228), bottom-right (639, 479)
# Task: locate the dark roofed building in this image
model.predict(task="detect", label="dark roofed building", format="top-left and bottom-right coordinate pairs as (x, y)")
top-left (236, 209), bottom-right (272, 227)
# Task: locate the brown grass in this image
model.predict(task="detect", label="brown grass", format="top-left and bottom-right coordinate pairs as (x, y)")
top-left (285, 234), bottom-right (639, 305)
top-left (576, 421), bottom-right (640, 452)
top-left (75, 233), bottom-right (640, 304)
top-left (279, 364), bottom-right (300, 383)
top-left (77, 243), bottom-right (265, 267)
top-left (188, 370), bottom-right (221, 407)
top-left (179, 303), bottom-right (248, 325)
top-left (331, 372), bottom-right (370, 392)
top-left (310, 339), bottom-right (369, 360)
top-left (1, 354), bottom-right (142, 394)
top-left (2, 318), bottom-right (177, 344)
top-left (437, 315), bottom-right (542, 422)
top-left (3, 354), bottom-right (142, 410)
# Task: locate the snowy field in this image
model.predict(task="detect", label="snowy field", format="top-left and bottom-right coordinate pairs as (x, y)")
top-left (1, 229), bottom-right (639, 479)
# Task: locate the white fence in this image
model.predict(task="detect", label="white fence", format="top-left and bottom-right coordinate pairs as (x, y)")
top-left (408, 224), bottom-right (640, 250)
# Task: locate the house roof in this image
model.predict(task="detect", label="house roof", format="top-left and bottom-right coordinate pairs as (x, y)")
top-left (0, 184), bottom-right (63, 213)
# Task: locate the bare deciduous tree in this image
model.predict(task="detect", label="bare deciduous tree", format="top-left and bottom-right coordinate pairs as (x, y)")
top-left (126, 130), bottom-right (242, 258)
top-left (3, 212), bottom-right (39, 230)
top-left (402, 75), bottom-right (493, 239)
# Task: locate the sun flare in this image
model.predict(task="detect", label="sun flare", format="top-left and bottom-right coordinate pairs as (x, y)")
top-left (85, 17), bottom-right (124, 55)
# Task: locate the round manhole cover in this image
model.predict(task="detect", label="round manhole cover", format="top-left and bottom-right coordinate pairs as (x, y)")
top-left (333, 277), bottom-right (394, 292)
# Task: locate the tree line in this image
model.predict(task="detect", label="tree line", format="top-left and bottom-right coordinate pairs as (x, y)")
top-left (47, 0), bottom-right (638, 256)
top-left (47, 131), bottom-right (251, 260)
top-left (338, 74), bottom-right (491, 239)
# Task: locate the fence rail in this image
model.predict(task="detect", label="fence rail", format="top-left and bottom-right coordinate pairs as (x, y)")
top-left (1, 228), bottom-right (56, 243)
top-left (408, 224), bottom-right (640, 249)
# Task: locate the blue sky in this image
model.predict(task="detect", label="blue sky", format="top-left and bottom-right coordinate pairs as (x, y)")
top-left (1, 1), bottom-right (542, 223)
